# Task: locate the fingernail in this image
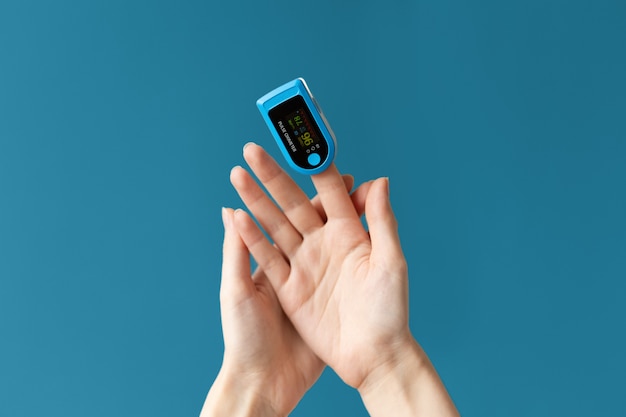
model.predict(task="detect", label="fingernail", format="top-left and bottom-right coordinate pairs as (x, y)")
top-left (221, 207), bottom-right (230, 228)
top-left (382, 177), bottom-right (390, 197)
top-left (243, 142), bottom-right (255, 151)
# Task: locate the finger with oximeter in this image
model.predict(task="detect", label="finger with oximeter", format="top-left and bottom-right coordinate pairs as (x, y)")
top-left (256, 78), bottom-right (336, 175)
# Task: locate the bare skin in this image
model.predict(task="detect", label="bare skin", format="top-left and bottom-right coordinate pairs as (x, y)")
top-left (216, 143), bottom-right (459, 416)
top-left (201, 174), bottom-right (374, 417)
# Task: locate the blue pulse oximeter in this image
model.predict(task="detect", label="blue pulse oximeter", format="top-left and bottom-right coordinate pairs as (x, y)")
top-left (257, 78), bottom-right (336, 175)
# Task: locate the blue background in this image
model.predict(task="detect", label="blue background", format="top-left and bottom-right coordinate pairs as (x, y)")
top-left (1, 0), bottom-right (625, 415)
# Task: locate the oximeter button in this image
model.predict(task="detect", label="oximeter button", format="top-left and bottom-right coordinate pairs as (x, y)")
top-left (307, 152), bottom-right (321, 166)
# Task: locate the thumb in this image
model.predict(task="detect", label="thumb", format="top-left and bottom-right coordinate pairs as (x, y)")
top-left (364, 178), bottom-right (404, 265)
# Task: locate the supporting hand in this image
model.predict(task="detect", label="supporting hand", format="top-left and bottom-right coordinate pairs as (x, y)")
top-left (201, 172), bottom-right (371, 417)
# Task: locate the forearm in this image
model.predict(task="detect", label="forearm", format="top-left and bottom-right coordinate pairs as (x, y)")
top-left (358, 338), bottom-right (459, 417)
top-left (200, 370), bottom-right (280, 417)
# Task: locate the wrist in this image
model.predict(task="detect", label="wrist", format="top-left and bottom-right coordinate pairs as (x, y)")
top-left (357, 336), bottom-right (425, 398)
top-left (357, 338), bottom-right (459, 417)
top-left (200, 368), bottom-right (281, 417)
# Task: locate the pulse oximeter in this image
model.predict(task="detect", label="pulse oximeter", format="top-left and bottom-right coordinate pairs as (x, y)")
top-left (256, 78), bottom-right (336, 175)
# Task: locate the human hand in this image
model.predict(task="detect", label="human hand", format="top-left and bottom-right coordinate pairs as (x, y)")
top-left (229, 143), bottom-right (411, 391)
top-left (201, 172), bottom-right (372, 417)
top-left (230, 143), bottom-right (459, 416)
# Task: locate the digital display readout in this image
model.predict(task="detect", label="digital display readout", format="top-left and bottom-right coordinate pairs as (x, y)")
top-left (268, 95), bottom-right (328, 169)
top-left (284, 108), bottom-right (319, 149)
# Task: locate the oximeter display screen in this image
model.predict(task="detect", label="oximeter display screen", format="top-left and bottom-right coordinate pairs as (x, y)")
top-left (268, 95), bottom-right (329, 170)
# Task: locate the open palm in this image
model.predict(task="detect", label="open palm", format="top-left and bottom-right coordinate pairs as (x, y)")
top-left (231, 143), bottom-right (412, 389)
